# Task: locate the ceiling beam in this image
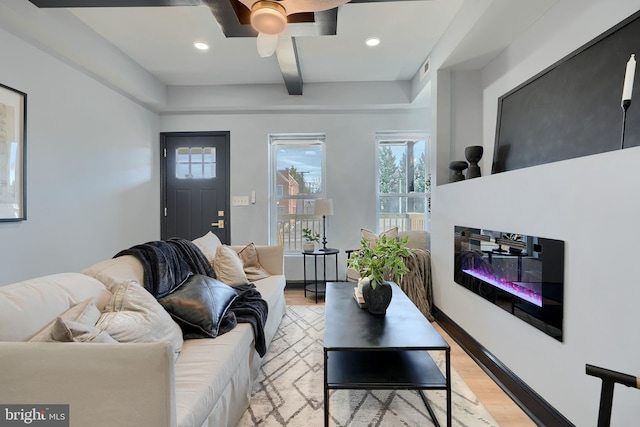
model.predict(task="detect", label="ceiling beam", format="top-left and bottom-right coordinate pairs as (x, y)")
top-left (276, 37), bottom-right (303, 95)
top-left (204, 0), bottom-right (256, 37)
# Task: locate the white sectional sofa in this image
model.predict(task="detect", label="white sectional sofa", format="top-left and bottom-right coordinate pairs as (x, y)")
top-left (0, 240), bottom-right (286, 427)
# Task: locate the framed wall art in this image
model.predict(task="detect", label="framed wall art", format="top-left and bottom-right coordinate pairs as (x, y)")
top-left (0, 83), bottom-right (26, 221)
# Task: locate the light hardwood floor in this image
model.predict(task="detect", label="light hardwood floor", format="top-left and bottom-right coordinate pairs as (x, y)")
top-left (285, 288), bottom-right (536, 427)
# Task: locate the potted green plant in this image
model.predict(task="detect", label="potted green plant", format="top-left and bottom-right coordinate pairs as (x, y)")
top-left (347, 234), bottom-right (411, 315)
top-left (302, 228), bottom-right (320, 252)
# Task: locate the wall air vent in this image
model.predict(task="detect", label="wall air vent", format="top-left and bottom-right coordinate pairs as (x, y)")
top-left (419, 56), bottom-right (430, 81)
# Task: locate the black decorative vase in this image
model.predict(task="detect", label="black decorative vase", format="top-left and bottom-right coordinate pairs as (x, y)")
top-left (449, 161), bottom-right (468, 182)
top-left (362, 281), bottom-right (392, 315)
top-left (464, 145), bottom-right (484, 179)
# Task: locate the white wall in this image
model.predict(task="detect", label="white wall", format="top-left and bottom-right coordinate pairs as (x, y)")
top-left (450, 69), bottom-right (483, 173)
top-left (0, 26), bottom-right (161, 285)
top-left (0, 7), bottom-right (430, 286)
top-left (431, 0), bottom-right (640, 425)
top-left (161, 109), bottom-right (430, 280)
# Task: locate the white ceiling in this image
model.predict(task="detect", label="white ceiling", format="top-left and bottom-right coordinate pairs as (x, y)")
top-left (1, 0), bottom-right (559, 111)
top-left (68, 1), bottom-right (464, 87)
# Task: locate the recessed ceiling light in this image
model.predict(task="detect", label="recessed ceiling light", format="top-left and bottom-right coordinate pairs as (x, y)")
top-left (365, 37), bottom-right (381, 47)
top-left (193, 41), bottom-right (209, 51)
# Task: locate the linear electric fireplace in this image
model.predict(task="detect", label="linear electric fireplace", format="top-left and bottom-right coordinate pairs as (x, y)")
top-left (454, 226), bottom-right (565, 341)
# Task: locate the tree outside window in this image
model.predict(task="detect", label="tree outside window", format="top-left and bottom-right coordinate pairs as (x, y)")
top-left (376, 132), bottom-right (431, 232)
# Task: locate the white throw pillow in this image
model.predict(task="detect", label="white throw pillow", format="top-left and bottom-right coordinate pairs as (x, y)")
top-left (51, 317), bottom-right (117, 343)
top-left (192, 231), bottom-right (222, 266)
top-left (213, 245), bottom-right (249, 287)
top-left (29, 298), bottom-right (102, 342)
top-left (95, 280), bottom-right (183, 358)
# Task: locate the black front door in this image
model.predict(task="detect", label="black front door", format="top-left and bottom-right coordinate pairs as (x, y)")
top-left (161, 131), bottom-right (230, 243)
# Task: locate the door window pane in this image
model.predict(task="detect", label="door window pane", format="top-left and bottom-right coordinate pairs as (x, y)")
top-left (175, 146), bottom-right (216, 179)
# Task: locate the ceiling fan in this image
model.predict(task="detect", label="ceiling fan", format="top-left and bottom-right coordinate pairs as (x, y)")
top-left (28, 0), bottom-right (427, 95)
top-left (238, 0), bottom-right (350, 57)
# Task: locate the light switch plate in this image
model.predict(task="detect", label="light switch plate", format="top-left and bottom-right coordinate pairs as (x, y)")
top-left (232, 196), bottom-right (249, 206)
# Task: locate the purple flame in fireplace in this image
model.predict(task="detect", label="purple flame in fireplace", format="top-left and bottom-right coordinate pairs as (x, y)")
top-left (462, 268), bottom-right (543, 307)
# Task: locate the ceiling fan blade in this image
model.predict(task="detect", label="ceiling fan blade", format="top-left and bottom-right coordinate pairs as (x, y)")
top-left (237, 0), bottom-right (350, 15)
top-left (256, 32), bottom-right (279, 57)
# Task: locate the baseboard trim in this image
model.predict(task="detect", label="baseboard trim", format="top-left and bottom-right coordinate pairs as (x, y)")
top-left (285, 280), bottom-right (305, 289)
top-left (432, 306), bottom-right (574, 427)
top-left (286, 280), bottom-right (348, 289)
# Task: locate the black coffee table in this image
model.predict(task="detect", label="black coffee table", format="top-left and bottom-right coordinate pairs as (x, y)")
top-left (323, 281), bottom-right (451, 427)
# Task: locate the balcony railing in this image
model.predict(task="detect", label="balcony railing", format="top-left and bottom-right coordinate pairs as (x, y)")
top-left (278, 212), bottom-right (427, 253)
top-left (379, 213), bottom-right (426, 232)
top-left (277, 215), bottom-right (324, 252)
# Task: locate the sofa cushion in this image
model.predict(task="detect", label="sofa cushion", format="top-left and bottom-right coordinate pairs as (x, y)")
top-left (0, 273), bottom-right (112, 342)
top-left (51, 317), bottom-right (117, 343)
top-left (82, 255), bottom-right (145, 293)
top-left (29, 298), bottom-right (101, 342)
top-left (158, 274), bottom-right (238, 339)
top-left (95, 280), bottom-right (183, 357)
top-left (237, 243), bottom-right (270, 281)
top-left (192, 231), bottom-right (222, 266)
top-left (252, 273), bottom-right (287, 347)
top-left (173, 274), bottom-right (287, 427)
top-left (174, 324), bottom-right (255, 427)
top-left (213, 245), bottom-right (249, 287)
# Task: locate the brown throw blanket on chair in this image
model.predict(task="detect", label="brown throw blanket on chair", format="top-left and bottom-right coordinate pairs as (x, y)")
top-left (396, 248), bottom-right (434, 321)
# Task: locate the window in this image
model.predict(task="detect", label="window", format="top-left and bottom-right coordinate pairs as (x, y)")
top-left (376, 132), bottom-right (431, 232)
top-left (269, 134), bottom-right (326, 252)
top-left (175, 147), bottom-right (216, 179)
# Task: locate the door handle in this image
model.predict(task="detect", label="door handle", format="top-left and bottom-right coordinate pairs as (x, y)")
top-left (211, 220), bottom-right (225, 228)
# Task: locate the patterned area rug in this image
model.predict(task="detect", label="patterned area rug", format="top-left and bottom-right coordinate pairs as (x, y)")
top-left (237, 305), bottom-right (500, 427)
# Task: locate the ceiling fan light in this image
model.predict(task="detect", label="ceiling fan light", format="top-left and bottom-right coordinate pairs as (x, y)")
top-left (251, 1), bottom-right (287, 35)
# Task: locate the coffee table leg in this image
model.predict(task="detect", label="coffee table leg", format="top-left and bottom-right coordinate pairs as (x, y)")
top-left (418, 390), bottom-right (441, 427)
top-left (324, 350), bottom-right (329, 426)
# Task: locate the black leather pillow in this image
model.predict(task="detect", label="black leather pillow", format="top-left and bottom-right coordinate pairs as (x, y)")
top-left (158, 274), bottom-right (237, 339)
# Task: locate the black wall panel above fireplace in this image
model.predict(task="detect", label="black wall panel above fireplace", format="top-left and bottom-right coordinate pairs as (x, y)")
top-left (492, 9), bottom-right (640, 173)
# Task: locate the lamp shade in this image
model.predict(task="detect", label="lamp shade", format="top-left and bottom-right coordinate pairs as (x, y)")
top-left (314, 199), bottom-right (333, 216)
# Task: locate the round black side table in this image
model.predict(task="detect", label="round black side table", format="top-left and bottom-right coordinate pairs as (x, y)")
top-left (302, 248), bottom-right (340, 303)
